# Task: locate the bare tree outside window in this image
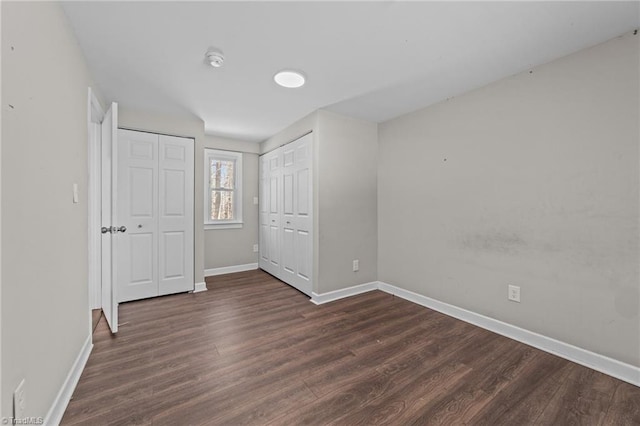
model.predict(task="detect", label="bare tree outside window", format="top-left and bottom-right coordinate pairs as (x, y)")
top-left (210, 159), bottom-right (235, 220)
top-left (204, 149), bottom-right (242, 226)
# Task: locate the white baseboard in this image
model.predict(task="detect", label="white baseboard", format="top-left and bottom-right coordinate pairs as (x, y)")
top-left (44, 334), bottom-right (93, 425)
top-left (204, 263), bottom-right (258, 277)
top-left (311, 281), bottom-right (378, 305)
top-left (193, 282), bottom-right (207, 293)
top-left (307, 279), bottom-right (639, 387)
top-left (377, 281), bottom-right (640, 387)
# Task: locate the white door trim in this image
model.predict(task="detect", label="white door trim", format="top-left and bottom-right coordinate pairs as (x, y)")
top-left (87, 87), bottom-right (104, 312)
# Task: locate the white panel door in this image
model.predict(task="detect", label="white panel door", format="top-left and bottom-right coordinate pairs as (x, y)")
top-left (280, 144), bottom-right (297, 284)
top-left (282, 134), bottom-right (313, 295)
top-left (117, 129), bottom-right (158, 302)
top-left (100, 102), bottom-right (119, 333)
top-left (258, 155), bottom-right (270, 271)
top-left (267, 150), bottom-right (282, 276)
top-left (158, 135), bottom-right (194, 296)
top-left (259, 133), bottom-right (313, 296)
top-left (292, 134), bottom-right (313, 292)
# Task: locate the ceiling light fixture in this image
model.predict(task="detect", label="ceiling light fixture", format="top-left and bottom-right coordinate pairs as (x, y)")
top-left (274, 70), bottom-right (306, 88)
top-left (205, 48), bottom-right (225, 68)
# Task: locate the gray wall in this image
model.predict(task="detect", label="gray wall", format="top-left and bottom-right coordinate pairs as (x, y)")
top-left (378, 32), bottom-right (639, 367)
top-left (317, 110), bottom-right (378, 292)
top-left (204, 135), bottom-right (259, 270)
top-left (1, 2), bottom-right (95, 417)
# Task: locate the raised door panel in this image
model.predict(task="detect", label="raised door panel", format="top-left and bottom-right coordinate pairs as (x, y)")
top-left (296, 229), bottom-right (311, 282)
top-left (129, 167), bottom-right (154, 217)
top-left (162, 231), bottom-right (185, 278)
top-left (281, 227), bottom-right (295, 280)
top-left (259, 222), bottom-right (269, 264)
top-left (283, 173), bottom-right (294, 216)
top-left (269, 176), bottom-right (279, 215)
top-left (269, 224), bottom-right (280, 268)
top-left (296, 168), bottom-right (310, 218)
top-left (129, 233), bottom-right (154, 284)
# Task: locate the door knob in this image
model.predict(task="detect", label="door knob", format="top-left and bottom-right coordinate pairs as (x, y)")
top-left (101, 226), bottom-right (116, 234)
top-left (117, 226), bottom-right (127, 233)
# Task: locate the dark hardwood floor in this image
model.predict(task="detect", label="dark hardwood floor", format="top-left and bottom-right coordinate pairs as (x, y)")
top-left (62, 270), bottom-right (640, 425)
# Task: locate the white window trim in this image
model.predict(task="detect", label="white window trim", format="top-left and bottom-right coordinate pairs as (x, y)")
top-left (204, 149), bottom-right (243, 229)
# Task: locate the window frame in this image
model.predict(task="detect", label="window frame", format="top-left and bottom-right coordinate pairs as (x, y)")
top-left (204, 149), bottom-right (243, 229)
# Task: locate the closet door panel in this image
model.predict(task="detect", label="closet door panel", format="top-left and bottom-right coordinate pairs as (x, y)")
top-left (280, 143), bottom-right (296, 283)
top-left (268, 223), bottom-right (280, 268)
top-left (259, 156), bottom-right (270, 269)
top-left (260, 149), bottom-right (282, 275)
top-left (117, 129), bottom-right (159, 302)
top-left (158, 135), bottom-right (194, 296)
top-left (296, 229), bottom-right (311, 282)
top-left (281, 227), bottom-right (296, 278)
top-left (291, 134), bottom-right (313, 294)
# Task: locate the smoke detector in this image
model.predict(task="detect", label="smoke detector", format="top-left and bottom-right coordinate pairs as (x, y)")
top-left (205, 48), bottom-right (224, 68)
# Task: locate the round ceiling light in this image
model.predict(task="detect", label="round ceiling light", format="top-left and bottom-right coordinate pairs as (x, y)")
top-left (205, 48), bottom-right (224, 68)
top-left (274, 70), bottom-right (306, 88)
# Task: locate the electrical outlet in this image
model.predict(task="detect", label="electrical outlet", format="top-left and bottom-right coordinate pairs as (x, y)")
top-left (508, 285), bottom-right (521, 303)
top-left (253, 244), bottom-right (259, 253)
top-left (14, 379), bottom-right (26, 420)
top-left (352, 259), bottom-right (359, 272)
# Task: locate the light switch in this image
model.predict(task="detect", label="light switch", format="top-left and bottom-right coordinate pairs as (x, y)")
top-left (253, 196), bottom-right (259, 205)
top-left (73, 183), bottom-right (79, 203)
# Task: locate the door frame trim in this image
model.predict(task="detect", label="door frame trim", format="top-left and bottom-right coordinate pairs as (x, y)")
top-left (87, 87), bottom-right (104, 312)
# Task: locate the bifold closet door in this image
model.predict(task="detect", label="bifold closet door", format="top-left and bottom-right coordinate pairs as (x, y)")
top-left (157, 135), bottom-right (194, 296)
top-left (259, 149), bottom-right (282, 277)
top-left (259, 133), bottom-right (313, 296)
top-left (259, 155), bottom-right (271, 273)
top-left (117, 129), bottom-right (194, 302)
top-left (280, 135), bottom-right (312, 295)
top-left (117, 130), bottom-right (158, 302)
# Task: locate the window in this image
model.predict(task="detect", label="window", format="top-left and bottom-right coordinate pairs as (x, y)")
top-left (204, 149), bottom-right (242, 229)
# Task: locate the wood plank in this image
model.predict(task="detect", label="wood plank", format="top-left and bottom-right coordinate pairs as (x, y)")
top-left (602, 380), bottom-right (640, 425)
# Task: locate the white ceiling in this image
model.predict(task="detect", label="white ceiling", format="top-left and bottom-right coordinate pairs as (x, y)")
top-left (62, 1), bottom-right (639, 143)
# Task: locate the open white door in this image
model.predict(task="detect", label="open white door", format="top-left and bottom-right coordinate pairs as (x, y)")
top-left (101, 102), bottom-right (119, 333)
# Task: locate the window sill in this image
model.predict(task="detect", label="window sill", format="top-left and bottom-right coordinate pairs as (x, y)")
top-left (205, 222), bottom-right (244, 230)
